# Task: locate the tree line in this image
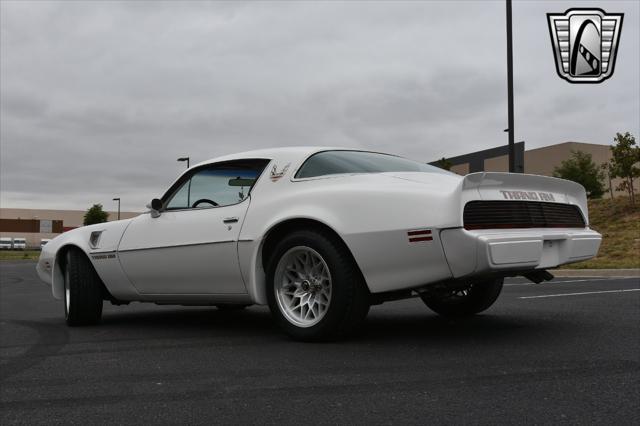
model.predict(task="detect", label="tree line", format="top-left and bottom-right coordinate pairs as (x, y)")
top-left (553, 132), bottom-right (638, 204)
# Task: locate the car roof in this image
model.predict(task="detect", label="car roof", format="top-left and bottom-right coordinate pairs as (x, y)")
top-left (191, 146), bottom-right (353, 168)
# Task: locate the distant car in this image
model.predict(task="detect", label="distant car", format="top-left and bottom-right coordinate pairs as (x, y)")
top-left (37, 147), bottom-right (602, 340)
top-left (0, 237), bottom-right (12, 250)
top-left (40, 239), bottom-right (52, 249)
top-left (12, 238), bottom-right (27, 250)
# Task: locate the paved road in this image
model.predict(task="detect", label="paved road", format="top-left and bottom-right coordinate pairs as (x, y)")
top-left (1, 261), bottom-right (638, 425)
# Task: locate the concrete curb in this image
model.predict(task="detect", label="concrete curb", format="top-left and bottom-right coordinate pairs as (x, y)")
top-left (552, 269), bottom-right (640, 278)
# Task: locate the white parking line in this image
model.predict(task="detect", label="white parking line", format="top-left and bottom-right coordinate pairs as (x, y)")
top-left (505, 278), bottom-right (638, 286)
top-left (519, 288), bottom-right (640, 299)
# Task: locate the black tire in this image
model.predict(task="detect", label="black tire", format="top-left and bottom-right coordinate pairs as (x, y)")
top-left (420, 278), bottom-right (504, 318)
top-left (266, 229), bottom-right (370, 341)
top-left (63, 248), bottom-right (104, 326)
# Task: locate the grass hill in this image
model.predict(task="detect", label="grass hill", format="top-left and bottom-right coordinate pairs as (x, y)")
top-left (568, 196), bottom-right (640, 269)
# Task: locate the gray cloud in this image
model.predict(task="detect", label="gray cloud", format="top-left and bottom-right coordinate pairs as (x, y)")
top-left (1, 0), bottom-right (638, 211)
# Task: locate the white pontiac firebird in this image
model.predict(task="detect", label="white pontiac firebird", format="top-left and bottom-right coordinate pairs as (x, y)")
top-left (37, 147), bottom-right (601, 340)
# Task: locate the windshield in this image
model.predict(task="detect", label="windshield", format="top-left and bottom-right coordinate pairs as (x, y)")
top-left (295, 150), bottom-right (453, 179)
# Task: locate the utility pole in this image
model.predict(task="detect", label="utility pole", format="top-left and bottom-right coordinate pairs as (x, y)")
top-left (177, 157), bottom-right (190, 169)
top-left (506, 0), bottom-right (515, 173)
top-left (112, 198), bottom-right (121, 220)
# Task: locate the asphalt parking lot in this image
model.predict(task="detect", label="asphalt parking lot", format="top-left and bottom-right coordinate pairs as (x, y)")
top-left (1, 261), bottom-right (638, 425)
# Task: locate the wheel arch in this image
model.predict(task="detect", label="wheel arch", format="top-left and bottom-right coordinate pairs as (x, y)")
top-left (51, 244), bottom-right (83, 299)
top-left (52, 244), bottom-right (112, 302)
top-left (251, 217), bottom-right (368, 305)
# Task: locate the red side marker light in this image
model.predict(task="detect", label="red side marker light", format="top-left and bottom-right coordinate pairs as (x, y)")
top-left (407, 229), bottom-right (432, 242)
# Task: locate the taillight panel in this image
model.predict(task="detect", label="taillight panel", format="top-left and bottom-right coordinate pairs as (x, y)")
top-left (463, 200), bottom-right (585, 230)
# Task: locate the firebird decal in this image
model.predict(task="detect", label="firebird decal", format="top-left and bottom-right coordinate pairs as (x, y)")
top-left (270, 163), bottom-right (290, 182)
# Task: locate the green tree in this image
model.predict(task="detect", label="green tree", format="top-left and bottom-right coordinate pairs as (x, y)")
top-left (553, 150), bottom-right (605, 198)
top-left (83, 204), bottom-right (109, 226)
top-left (608, 132), bottom-right (640, 205)
top-left (434, 157), bottom-right (453, 171)
top-left (600, 162), bottom-right (615, 199)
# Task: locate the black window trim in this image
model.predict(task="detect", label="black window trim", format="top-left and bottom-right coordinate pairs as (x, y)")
top-left (160, 158), bottom-right (272, 212)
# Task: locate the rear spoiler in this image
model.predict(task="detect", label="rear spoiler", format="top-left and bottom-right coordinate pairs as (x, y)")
top-left (461, 172), bottom-right (589, 225)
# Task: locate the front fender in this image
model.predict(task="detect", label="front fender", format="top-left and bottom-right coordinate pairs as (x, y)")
top-left (36, 220), bottom-right (133, 300)
top-left (37, 235), bottom-right (90, 300)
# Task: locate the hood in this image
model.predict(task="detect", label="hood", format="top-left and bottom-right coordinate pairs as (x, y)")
top-left (46, 218), bottom-right (135, 254)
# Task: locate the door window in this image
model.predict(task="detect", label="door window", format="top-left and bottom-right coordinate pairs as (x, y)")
top-left (164, 159), bottom-right (270, 210)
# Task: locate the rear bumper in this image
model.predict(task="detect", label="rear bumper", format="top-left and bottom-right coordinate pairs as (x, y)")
top-left (439, 227), bottom-right (602, 278)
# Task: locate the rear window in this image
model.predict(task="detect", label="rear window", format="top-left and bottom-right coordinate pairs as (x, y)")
top-left (295, 150), bottom-right (451, 179)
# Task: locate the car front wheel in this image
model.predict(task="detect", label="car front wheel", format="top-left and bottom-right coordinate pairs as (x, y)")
top-left (63, 248), bottom-right (104, 326)
top-left (420, 278), bottom-right (503, 317)
top-left (266, 230), bottom-right (370, 341)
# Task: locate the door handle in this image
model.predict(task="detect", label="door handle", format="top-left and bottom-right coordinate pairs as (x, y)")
top-left (223, 217), bottom-right (239, 224)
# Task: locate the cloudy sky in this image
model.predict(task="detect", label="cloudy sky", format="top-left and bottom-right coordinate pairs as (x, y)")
top-left (1, 0), bottom-right (638, 211)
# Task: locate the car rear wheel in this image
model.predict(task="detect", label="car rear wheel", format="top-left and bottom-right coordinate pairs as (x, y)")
top-left (420, 278), bottom-right (503, 317)
top-left (63, 248), bottom-right (104, 326)
top-left (266, 230), bottom-right (370, 341)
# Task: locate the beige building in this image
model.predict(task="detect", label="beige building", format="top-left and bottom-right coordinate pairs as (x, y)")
top-left (0, 208), bottom-right (139, 249)
top-left (448, 141), bottom-right (629, 197)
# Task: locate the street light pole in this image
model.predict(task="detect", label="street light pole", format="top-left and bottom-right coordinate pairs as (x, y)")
top-left (112, 198), bottom-right (120, 220)
top-left (177, 157), bottom-right (190, 169)
top-left (506, 0), bottom-right (515, 173)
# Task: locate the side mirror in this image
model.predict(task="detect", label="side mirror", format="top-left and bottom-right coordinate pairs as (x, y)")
top-left (146, 198), bottom-right (163, 218)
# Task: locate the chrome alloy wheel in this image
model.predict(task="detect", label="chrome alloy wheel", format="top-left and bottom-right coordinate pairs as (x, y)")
top-left (274, 246), bottom-right (332, 328)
